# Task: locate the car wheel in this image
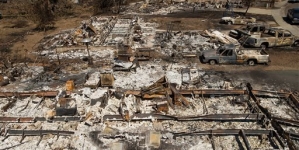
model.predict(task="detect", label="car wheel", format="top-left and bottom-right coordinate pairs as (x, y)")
top-left (248, 60), bottom-right (255, 66)
top-left (209, 60), bottom-right (216, 65)
top-left (261, 44), bottom-right (267, 50)
top-left (290, 21), bottom-right (294, 25)
top-left (293, 41), bottom-right (299, 47)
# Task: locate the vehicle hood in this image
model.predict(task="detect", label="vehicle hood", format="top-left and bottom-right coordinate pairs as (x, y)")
top-left (221, 17), bottom-right (232, 20)
top-left (235, 28), bottom-right (250, 35)
top-left (230, 29), bottom-right (238, 34)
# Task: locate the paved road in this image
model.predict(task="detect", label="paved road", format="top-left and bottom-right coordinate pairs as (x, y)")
top-left (232, 70), bottom-right (299, 91)
top-left (234, 1), bottom-right (299, 36)
top-left (271, 1), bottom-right (299, 36)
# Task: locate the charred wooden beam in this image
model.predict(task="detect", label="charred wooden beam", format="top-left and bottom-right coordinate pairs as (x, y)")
top-left (273, 117), bottom-right (299, 128)
top-left (1, 98), bottom-right (17, 111)
top-left (289, 94), bottom-right (299, 110)
top-left (239, 130), bottom-right (251, 150)
top-left (177, 114), bottom-right (263, 122)
top-left (169, 83), bottom-right (190, 107)
top-left (103, 114), bottom-right (176, 121)
top-left (0, 116), bottom-right (84, 123)
top-left (173, 129), bottom-right (285, 149)
top-left (6, 129), bottom-right (74, 136)
top-left (286, 131), bottom-right (299, 140)
top-left (0, 117), bottom-right (35, 123)
top-left (180, 89), bottom-right (246, 95)
top-left (0, 89), bottom-right (290, 99)
top-left (103, 113), bottom-right (263, 122)
top-left (246, 83), bottom-right (294, 150)
top-left (126, 89), bottom-right (290, 98)
top-left (0, 91), bottom-right (59, 98)
top-left (173, 129), bottom-right (273, 137)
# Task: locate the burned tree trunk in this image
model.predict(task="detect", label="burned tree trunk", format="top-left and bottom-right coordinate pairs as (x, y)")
top-left (243, 0), bottom-right (254, 16)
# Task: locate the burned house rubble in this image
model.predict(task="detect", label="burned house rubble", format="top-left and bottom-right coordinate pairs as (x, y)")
top-left (1, 9), bottom-right (299, 150)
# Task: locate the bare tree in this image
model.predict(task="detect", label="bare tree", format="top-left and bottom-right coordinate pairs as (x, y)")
top-left (115, 0), bottom-right (124, 14)
top-left (92, 0), bottom-right (115, 15)
top-left (29, 0), bottom-right (55, 31)
top-left (243, 0), bottom-right (254, 16)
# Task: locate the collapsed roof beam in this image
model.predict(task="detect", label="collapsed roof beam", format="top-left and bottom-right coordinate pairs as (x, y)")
top-left (0, 116), bottom-right (85, 123)
top-left (246, 83), bottom-right (296, 150)
top-left (0, 89), bottom-right (290, 98)
top-left (173, 129), bottom-right (284, 149)
top-left (103, 113), bottom-right (264, 122)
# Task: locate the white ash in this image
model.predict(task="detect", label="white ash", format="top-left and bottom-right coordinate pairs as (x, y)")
top-left (260, 97), bottom-right (297, 119)
top-left (85, 72), bottom-right (101, 87)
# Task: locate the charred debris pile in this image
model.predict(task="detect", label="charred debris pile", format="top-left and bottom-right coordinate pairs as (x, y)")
top-left (0, 12), bottom-right (299, 150)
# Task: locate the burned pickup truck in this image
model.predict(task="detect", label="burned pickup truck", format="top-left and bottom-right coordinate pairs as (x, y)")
top-left (201, 44), bottom-right (270, 66)
top-left (229, 23), bottom-right (266, 39)
top-left (240, 28), bottom-right (299, 49)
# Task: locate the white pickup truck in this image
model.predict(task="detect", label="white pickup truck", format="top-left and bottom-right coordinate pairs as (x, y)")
top-left (240, 28), bottom-right (299, 49)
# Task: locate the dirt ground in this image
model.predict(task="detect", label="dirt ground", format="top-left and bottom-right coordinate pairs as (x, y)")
top-left (144, 10), bottom-right (275, 30)
top-left (0, 2), bottom-right (93, 62)
top-left (0, 7), bottom-right (298, 70)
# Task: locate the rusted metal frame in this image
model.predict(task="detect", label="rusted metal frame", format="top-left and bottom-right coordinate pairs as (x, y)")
top-left (209, 134), bottom-right (216, 150)
top-left (20, 127), bottom-right (27, 143)
top-left (285, 131), bottom-right (299, 140)
top-left (1, 97), bottom-right (17, 112)
top-left (169, 83), bottom-right (190, 107)
top-left (127, 89), bottom-right (290, 98)
top-left (179, 89), bottom-right (246, 96)
top-left (270, 130), bottom-right (286, 149)
top-left (273, 117), bottom-right (299, 128)
top-left (0, 116), bottom-right (84, 123)
top-left (18, 98), bottom-right (31, 113)
top-left (201, 91), bottom-right (208, 114)
top-left (103, 114), bottom-right (176, 121)
top-left (177, 114), bottom-right (263, 122)
top-left (173, 129), bottom-right (272, 137)
top-left (1, 92), bottom-right (20, 112)
top-left (181, 89), bottom-right (289, 97)
top-left (0, 117), bottom-right (35, 123)
top-left (251, 90), bottom-right (290, 98)
top-left (243, 89), bottom-right (260, 115)
top-left (271, 120), bottom-right (296, 149)
top-left (3, 128), bottom-right (74, 146)
top-left (5, 129), bottom-right (74, 136)
top-left (288, 94), bottom-right (299, 111)
top-left (173, 129), bottom-right (283, 148)
top-left (0, 91), bottom-right (59, 98)
top-left (0, 89), bottom-right (290, 99)
top-left (239, 130), bottom-right (251, 150)
top-left (36, 116), bottom-right (85, 122)
top-left (246, 83), bottom-right (294, 150)
top-left (103, 113), bottom-right (263, 122)
top-left (142, 85), bottom-right (166, 95)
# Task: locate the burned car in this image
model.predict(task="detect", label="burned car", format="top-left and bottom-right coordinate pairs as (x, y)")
top-left (220, 16), bottom-right (256, 25)
top-left (239, 28), bottom-right (299, 49)
top-left (200, 44), bottom-right (270, 66)
top-left (229, 23), bottom-right (267, 39)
